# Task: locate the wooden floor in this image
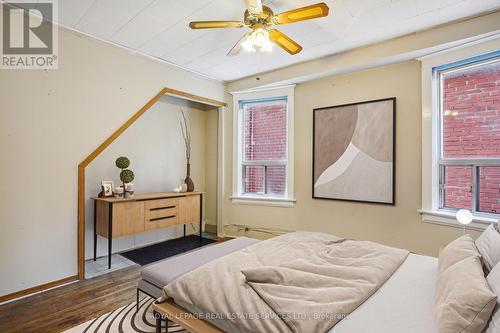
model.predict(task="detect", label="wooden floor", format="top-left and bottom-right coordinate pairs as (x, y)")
top-left (0, 237), bottom-right (233, 333)
top-left (0, 265), bottom-right (142, 333)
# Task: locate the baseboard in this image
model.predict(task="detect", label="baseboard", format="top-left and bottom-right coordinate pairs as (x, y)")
top-left (0, 275), bottom-right (78, 303)
top-left (205, 224), bottom-right (217, 234)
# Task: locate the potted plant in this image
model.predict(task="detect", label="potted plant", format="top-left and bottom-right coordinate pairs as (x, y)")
top-left (116, 156), bottom-right (135, 197)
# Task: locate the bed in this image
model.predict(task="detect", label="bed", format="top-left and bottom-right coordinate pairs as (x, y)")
top-left (151, 231), bottom-right (497, 333)
top-left (150, 233), bottom-right (438, 333)
top-left (162, 253), bottom-right (438, 333)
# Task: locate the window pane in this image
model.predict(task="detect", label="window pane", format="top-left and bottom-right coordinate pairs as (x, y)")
top-left (443, 166), bottom-right (472, 210)
top-left (244, 165), bottom-right (264, 194)
top-left (442, 60), bottom-right (500, 158)
top-left (243, 99), bottom-right (287, 161)
top-left (266, 166), bottom-right (286, 196)
top-left (243, 165), bottom-right (286, 196)
top-left (479, 167), bottom-right (500, 214)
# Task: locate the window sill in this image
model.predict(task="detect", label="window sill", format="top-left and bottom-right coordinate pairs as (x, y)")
top-left (230, 195), bottom-right (296, 208)
top-left (419, 209), bottom-right (498, 231)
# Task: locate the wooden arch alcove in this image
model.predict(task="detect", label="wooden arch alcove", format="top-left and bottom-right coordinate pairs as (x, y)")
top-left (77, 87), bottom-right (226, 279)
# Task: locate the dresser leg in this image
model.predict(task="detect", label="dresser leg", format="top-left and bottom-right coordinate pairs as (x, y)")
top-left (183, 224), bottom-right (186, 238)
top-left (93, 200), bottom-right (97, 261)
top-left (199, 193), bottom-right (203, 246)
top-left (108, 203), bottom-right (113, 269)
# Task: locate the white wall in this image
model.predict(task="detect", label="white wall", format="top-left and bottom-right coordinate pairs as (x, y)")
top-left (85, 97), bottom-right (215, 261)
top-left (0, 10), bottom-right (224, 297)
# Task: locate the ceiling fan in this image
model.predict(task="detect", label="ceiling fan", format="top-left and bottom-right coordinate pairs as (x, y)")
top-left (188, 0), bottom-right (329, 56)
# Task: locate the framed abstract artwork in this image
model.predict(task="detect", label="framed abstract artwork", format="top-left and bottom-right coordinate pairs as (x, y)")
top-left (312, 97), bottom-right (395, 205)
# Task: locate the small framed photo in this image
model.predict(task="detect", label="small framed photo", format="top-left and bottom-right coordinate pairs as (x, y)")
top-left (101, 180), bottom-right (114, 197)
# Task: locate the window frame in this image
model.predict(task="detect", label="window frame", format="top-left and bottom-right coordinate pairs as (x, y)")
top-left (423, 50), bottom-right (500, 228)
top-left (231, 86), bottom-right (295, 207)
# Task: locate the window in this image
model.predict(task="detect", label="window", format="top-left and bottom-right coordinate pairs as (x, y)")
top-left (232, 86), bottom-right (295, 206)
top-left (435, 53), bottom-right (500, 217)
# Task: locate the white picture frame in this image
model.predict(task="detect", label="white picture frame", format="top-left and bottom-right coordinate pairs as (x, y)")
top-left (101, 180), bottom-right (114, 197)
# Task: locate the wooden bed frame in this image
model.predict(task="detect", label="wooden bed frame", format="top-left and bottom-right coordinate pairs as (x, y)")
top-left (153, 299), bottom-right (224, 333)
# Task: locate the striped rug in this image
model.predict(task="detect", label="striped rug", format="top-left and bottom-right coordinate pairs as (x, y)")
top-left (64, 297), bottom-right (187, 333)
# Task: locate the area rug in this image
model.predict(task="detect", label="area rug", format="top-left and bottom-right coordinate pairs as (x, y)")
top-left (120, 235), bottom-right (217, 266)
top-left (63, 297), bottom-right (187, 333)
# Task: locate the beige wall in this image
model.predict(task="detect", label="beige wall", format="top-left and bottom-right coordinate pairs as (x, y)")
top-left (85, 97), bottom-right (216, 262)
top-left (0, 10), bottom-right (224, 297)
top-left (222, 60), bottom-right (479, 256)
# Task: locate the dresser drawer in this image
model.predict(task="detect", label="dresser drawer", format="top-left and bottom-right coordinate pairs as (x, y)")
top-left (144, 198), bottom-right (179, 211)
top-left (147, 207), bottom-right (177, 220)
top-left (144, 198), bottom-right (180, 231)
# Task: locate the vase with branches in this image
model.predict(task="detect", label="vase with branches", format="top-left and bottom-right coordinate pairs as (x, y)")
top-left (180, 109), bottom-right (194, 192)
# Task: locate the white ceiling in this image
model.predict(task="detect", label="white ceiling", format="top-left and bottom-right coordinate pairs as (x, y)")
top-left (29, 0), bottom-right (500, 81)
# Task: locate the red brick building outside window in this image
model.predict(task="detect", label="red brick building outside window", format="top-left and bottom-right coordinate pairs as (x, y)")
top-left (242, 99), bottom-right (287, 196)
top-left (440, 58), bottom-right (500, 215)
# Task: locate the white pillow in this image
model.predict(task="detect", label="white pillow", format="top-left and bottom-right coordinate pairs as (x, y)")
top-left (475, 224), bottom-right (500, 273)
top-left (484, 263), bottom-right (500, 333)
top-left (435, 256), bottom-right (496, 333)
top-left (440, 235), bottom-right (479, 272)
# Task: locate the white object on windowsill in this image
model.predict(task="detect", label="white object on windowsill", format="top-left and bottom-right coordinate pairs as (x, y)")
top-left (456, 209), bottom-right (473, 225)
top-left (456, 209), bottom-right (473, 234)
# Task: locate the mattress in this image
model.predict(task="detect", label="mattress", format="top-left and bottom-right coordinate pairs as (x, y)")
top-left (329, 253), bottom-right (438, 333)
top-left (173, 253), bottom-right (438, 333)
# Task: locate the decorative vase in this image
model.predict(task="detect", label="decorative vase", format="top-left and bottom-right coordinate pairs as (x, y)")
top-left (185, 163), bottom-right (194, 192)
top-left (114, 187), bottom-right (124, 198)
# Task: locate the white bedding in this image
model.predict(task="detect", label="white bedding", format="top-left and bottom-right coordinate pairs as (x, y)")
top-left (330, 253), bottom-right (438, 333)
top-left (173, 253), bottom-right (438, 333)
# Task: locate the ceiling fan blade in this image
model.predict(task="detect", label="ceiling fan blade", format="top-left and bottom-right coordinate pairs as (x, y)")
top-left (227, 33), bottom-right (250, 56)
top-left (245, 0), bottom-right (263, 14)
top-left (271, 2), bottom-right (329, 25)
top-left (269, 29), bottom-right (303, 55)
top-left (189, 21), bottom-right (245, 29)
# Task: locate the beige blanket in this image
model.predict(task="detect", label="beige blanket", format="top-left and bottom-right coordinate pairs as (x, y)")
top-left (163, 232), bottom-right (409, 333)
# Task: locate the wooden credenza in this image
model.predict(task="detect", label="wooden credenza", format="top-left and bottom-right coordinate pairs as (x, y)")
top-left (92, 192), bottom-right (204, 269)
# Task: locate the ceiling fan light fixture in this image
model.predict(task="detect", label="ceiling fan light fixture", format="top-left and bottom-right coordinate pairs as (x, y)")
top-left (253, 27), bottom-right (268, 47)
top-left (189, 1), bottom-right (330, 56)
top-left (241, 27), bottom-right (274, 53)
top-left (261, 40), bottom-right (274, 53)
top-left (241, 36), bottom-right (256, 52)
